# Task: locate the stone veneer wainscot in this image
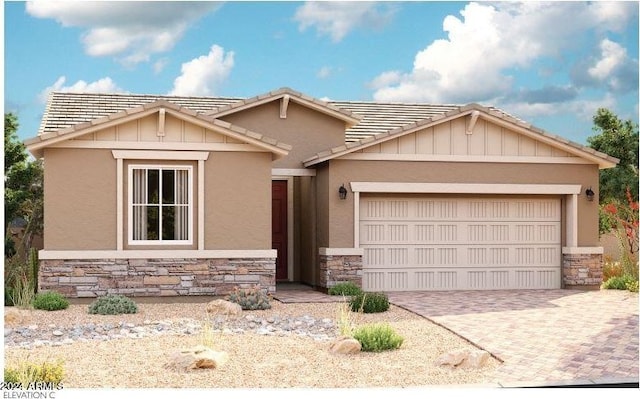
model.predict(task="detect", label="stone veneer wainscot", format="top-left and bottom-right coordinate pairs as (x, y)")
top-left (562, 248), bottom-right (604, 289)
top-left (39, 257), bottom-right (276, 298)
top-left (318, 248), bottom-right (363, 289)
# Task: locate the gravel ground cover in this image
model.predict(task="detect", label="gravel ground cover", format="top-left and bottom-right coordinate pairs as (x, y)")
top-left (3, 300), bottom-right (500, 388)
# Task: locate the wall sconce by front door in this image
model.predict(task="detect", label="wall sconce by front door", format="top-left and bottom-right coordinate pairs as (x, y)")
top-left (585, 187), bottom-right (595, 202)
top-left (339, 184), bottom-right (348, 200)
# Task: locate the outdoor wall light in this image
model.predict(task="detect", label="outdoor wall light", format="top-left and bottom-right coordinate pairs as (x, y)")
top-left (585, 187), bottom-right (595, 202)
top-left (339, 184), bottom-right (348, 200)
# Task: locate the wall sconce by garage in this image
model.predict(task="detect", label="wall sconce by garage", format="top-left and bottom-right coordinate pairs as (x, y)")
top-left (585, 187), bottom-right (595, 202)
top-left (338, 184), bottom-right (348, 200)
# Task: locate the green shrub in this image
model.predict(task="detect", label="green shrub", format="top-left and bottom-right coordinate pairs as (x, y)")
top-left (5, 287), bottom-right (15, 306)
top-left (328, 282), bottom-right (363, 296)
top-left (4, 359), bottom-right (64, 385)
top-left (625, 280), bottom-right (639, 293)
top-left (32, 291), bottom-right (69, 311)
top-left (601, 275), bottom-right (636, 290)
top-left (226, 286), bottom-right (271, 310)
top-left (88, 294), bottom-right (138, 315)
top-left (353, 323), bottom-right (404, 352)
top-left (349, 292), bottom-right (389, 313)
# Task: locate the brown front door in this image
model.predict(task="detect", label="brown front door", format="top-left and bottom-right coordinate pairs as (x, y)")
top-left (272, 180), bottom-right (288, 281)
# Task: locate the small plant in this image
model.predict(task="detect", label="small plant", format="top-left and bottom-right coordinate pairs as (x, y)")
top-left (349, 292), bottom-right (389, 313)
top-left (10, 273), bottom-right (35, 309)
top-left (353, 323), bottom-right (404, 352)
top-left (200, 317), bottom-right (219, 349)
top-left (226, 286), bottom-right (271, 310)
top-left (88, 294), bottom-right (138, 315)
top-left (32, 291), bottom-right (69, 311)
top-left (601, 275), bottom-right (637, 291)
top-left (335, 298), bottom-right (359, 337)
top-left (4, 359), bottom-right (64, 385)
top-left (626, 280), bottom-right (639, 293)
top-left (328, 281), bottom-right (362, 296)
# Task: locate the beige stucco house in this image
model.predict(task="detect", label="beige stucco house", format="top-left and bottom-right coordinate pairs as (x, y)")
top-left (25, 87), bottom-right (618, 297)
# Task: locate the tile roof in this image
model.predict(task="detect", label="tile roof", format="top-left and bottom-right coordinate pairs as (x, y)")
top-left (33, 88), bottom-right (618, 167)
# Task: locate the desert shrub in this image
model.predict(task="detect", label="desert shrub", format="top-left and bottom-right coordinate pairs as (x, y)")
top-left (88, 294), bottom-right (138, 315)
top-left (601, 275), bottom-right (636, 291)
top-left (626, 280), bottom-right (639, 292)
top-left (328, 282), bottom-right (362, 296)
top-left (353, 323), bottom-right (404, 352)
top-left (349, 292), bottom-right (389, 313)
top-left (226, 286), bottom-right (271, 310)
top-left (4, 255), bottom-right (36, 309)
top-left (4, 359), bottom-right (64, 385)
top-left (602, 258), bottom-right (625, 282)
top-left (32, 291), bottom-right (69, 311)
top-left (5, 287), bottom-right (15, 306)
top-left (335, 300), bottom-right (359, 337)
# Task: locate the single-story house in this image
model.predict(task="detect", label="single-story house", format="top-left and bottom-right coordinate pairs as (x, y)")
top-left (25, 87), bottom-right (618, 297)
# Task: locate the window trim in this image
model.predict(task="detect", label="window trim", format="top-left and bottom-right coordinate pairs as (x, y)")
top-left (127, 164), bottom-right (194, 246)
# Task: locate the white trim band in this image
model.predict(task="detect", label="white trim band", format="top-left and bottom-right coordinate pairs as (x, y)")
top-left (350, 182), bottom-right (582, 195)
top-left (112, 150), bottom-right (210, 160)
top-left (562, 247), bottom-right (604, 255)
top-left (272, 168), bottom-right (316, 177)
top-left (319, 247), bottom-right (364, 256)
top-left (39, 250), bottom-right (278, 260)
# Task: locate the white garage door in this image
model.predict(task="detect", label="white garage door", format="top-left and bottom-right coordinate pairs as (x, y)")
top-left (360, 195), bottom-right (562, 291)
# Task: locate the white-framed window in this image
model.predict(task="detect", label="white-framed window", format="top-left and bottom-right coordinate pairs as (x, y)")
top-left (128, 165), bottom-right (193, 245)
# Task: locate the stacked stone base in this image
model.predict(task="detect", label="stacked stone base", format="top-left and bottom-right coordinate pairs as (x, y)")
top-left (319, 253), bottom-right (363, 289)
top-left (562, 253), bottom-right (603, 290)
top-left (39, 257), bottom-right (276, 298)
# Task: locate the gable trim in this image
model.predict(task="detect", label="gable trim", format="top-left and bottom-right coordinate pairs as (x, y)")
top-left (349, 182), bottom-right (582, 195)
top-left (338, 153), bottom-right (592, 165)
top-left (205, 87), bottom-right (362, 127)
top-left (26, 101), bottom-right (292, 159)
top-left (303, 107), bottom-right (618, 169)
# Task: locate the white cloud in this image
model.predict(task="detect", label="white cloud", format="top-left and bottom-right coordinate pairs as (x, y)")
top-left (294, 1), bottom-right (396, 42)
top-left (317, 66), bottom-right (332, 79)
top-left (371, 2), bottom-right (638, 104)
top-left (26, 1), bottom-right (220, 66)
top-left (153, 58), bottom-right (169, 75)
top-left (38, 76), bottom-right (126, 103)
top-left (589, 40), bottom-right (628, 80)
top-left (169, 45), bottom-right (234, 96)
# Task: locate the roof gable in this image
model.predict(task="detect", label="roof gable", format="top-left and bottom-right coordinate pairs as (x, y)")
top-left (205, 87), bottom-right (362, 127)
top-left (303, 104), bottom-right (618, 169)
top-left (25, 100), bottom-right (291, 159)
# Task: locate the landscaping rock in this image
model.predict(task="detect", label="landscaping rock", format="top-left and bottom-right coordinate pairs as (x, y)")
top-left (205, 300), bottom-right (242, 316)
top-left (165, 345), bottom-right (229, 371)
top-left (436, 348), bottom-right (490, 369)
top-left (329, 336), bottom-right (361, 355)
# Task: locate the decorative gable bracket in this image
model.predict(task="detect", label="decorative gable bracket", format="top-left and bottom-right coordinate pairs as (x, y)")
top-left (280, 94), bottom-right (290, 119)
top-left (466, 110), bottom-right (480, 135)
top-left (157, 108), bottom-right (166, 137)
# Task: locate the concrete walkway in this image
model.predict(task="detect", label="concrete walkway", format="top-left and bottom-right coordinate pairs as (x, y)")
top-left (387, 289), bottom-right (639, 387)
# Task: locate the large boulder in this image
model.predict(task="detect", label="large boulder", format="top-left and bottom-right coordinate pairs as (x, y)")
top-left (329, 336), bottom-right (362, 355)
top-left (165, 345), bottom-right (229, 371)
top-left (436, 348), bottom-right (491, 369)
top-left (205, 299), bottom-right (242, 316)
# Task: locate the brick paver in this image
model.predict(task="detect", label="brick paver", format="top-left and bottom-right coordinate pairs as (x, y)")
top-left (274, 286), bottom-right (638, 386)
top-left (387, 289), bottom-right (639, 386)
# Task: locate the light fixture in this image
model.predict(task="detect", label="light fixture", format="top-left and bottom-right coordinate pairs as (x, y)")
top-left (339, 184), bottom-right (348, 200)
top-left (585, 187), bottom-right (595, 202)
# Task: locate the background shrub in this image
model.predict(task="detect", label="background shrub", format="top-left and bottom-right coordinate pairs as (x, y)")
top-left (32, 291), bottom-right (69, 311)
top-left (328, 282), bottom-right (362, 296)
top-left (4, 359), bottom-right (64, 385)
top-left (602, 258), bottom-right (625, 282)
top-left (353, 323), bottom-right (404, 352)
top-left (601, 275), bottom-right (636, 290)
top-left (226, 286), bottom-right (271, 310)
top-left (349, 292), bottom-right (389, 313)
top-left (88, 294), bottom-right (138, 315)
top-left (626, 280), bottom-right (639, 292)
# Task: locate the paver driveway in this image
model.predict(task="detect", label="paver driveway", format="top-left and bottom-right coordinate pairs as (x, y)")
top-left (387, 289), bottom-right (639, 386)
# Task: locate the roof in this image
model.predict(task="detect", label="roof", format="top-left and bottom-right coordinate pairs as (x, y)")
top-left (31, 87), bottom-right (619, 168)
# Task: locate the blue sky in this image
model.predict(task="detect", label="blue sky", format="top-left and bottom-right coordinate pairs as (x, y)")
top-left (3, 1), bottom-right (639, 144)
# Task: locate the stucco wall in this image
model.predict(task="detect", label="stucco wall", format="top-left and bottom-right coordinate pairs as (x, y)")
top-left (221, 101), bottom-right (347, 169)
top-left (205, 151), bottom-right (272, 249)
top-left (326, 160), bottom-right (601, 248)
top-left (43, 148), bottom-right (117, 250)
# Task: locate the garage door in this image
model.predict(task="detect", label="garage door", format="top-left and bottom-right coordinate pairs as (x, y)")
top-left (360, 196), bottom-right (561, 291)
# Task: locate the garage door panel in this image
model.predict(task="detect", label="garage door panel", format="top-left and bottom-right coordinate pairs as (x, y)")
top-left (360, 196), bottom-right (562, 291)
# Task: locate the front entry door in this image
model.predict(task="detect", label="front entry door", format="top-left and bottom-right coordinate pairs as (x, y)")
top-left (272, 181), bottom-right (288, 281)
